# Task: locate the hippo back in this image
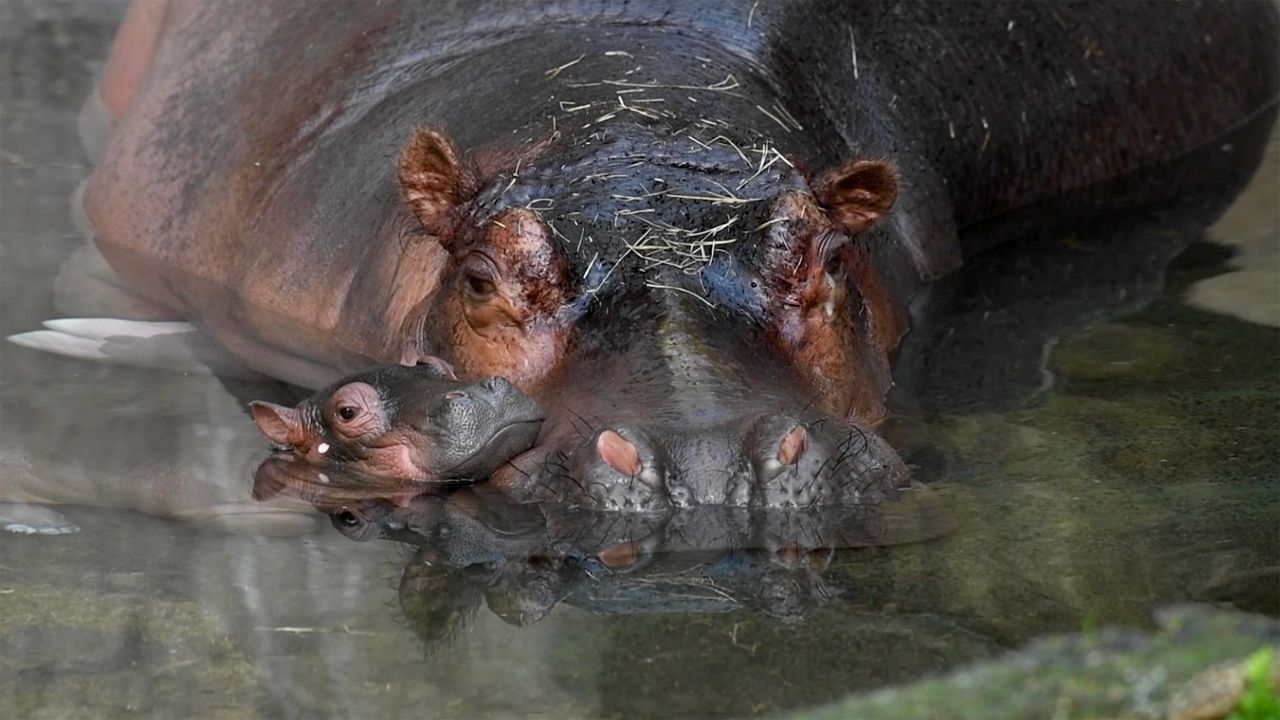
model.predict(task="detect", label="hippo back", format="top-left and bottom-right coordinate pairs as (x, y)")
top-left (84, 0), bottom-right (1278, 386)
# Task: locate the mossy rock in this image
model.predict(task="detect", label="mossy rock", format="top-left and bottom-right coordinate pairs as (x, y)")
top-left (796, 605), bottom-right (1278, 720)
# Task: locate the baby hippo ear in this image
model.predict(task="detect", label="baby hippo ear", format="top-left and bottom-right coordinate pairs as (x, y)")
top-left (812, 160), bottom-right (898, 235)
top-left (399, 128), bottom-right (476, 238)
top-left (249, 401), bottom-right (302, 446)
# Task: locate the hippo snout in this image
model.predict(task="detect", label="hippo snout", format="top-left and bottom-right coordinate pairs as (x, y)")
top-left (550, 413), bottom-right (908, 511)
top-left (565, 428), bottom-right (670, 512)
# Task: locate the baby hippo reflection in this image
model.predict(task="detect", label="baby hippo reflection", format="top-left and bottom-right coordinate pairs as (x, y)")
top-left (249, 357), bottom-right (544, 482)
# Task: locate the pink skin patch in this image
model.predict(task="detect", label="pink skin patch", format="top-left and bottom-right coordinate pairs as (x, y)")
top-left (597, 430), bottom-right (641, 476)
top-left (777, 425), bottom-right (808, 465)
top-left (597, 541), bottom-right (642, 570)
top-left (399, 350), bottom-right (458, 380)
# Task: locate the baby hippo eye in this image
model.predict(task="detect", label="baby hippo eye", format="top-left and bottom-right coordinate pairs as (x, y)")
top-left (325, 381), bottom-right (384, 438)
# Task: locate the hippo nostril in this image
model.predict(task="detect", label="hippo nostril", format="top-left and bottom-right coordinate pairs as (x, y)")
top-left (777, 425), bottom-right (808, 465)
top-left (445, 391), bottom-right (467, 401)
top-left (597, 430), bottom-right (642, 475)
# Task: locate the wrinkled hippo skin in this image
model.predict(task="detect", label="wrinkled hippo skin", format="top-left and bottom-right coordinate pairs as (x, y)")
top-left (85, 1), bottom-right (1278, 510)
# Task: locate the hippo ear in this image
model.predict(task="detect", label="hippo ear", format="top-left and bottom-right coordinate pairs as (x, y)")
top-left (812, 160), bottom-right (898, 235)
top-left (399, 129), bottom-right (475, 238)
top-left (250, 401), bottom-right (301, 446)
top-left (399, 351), bottom-right (459, 381)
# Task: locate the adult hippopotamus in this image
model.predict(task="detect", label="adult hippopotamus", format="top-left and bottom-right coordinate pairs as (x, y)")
top-left (61, 1), bottom-right (1280, 509)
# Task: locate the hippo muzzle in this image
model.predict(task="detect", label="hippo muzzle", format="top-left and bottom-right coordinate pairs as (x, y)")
top-left (496, 285), bottom-right (910, 511)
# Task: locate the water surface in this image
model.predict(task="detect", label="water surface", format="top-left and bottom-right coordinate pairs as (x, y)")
top-left (1, 2), bottom-right (1276, 717)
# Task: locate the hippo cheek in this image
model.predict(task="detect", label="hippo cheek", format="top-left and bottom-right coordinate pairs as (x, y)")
top-left (344, 443), bottom-right (425, 483)
top-left (422, 208), bottom-right (573, 393)
top-left (769, 256), bottom-right (900, 425)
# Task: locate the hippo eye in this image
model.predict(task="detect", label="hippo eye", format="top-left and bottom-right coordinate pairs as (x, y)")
top-left (460, 253), bottom-right (500, 303)
top-left (465, 273), bottom-right (497, 300)
top-left (337, 406), bottom-right (360, 422)
top-left (335, 509), bottom-right (360, 527)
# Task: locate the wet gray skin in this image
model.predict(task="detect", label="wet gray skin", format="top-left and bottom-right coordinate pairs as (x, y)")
top-left (250, 362), bottom-right (545, 483)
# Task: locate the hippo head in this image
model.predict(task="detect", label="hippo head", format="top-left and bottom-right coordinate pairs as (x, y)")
top-left (396, 124), bottom-right (910, 509)
top-left (249, 359), bottom-right (545, 482)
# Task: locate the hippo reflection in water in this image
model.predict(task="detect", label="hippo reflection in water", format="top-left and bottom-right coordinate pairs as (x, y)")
top-left (253, 455), bottom-right (952, 631)
top-left (11, 2), bottom-right (1279, 513)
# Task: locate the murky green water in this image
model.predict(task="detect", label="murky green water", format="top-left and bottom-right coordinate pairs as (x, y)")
top-left (1, 2), bottom-right (1276, 718)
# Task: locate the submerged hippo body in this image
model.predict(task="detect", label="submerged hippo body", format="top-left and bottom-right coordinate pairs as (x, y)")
top-left (84, 1), bottom-right (1277, 509)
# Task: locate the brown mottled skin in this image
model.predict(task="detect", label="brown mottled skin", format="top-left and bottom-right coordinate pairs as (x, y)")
top-left (87, 1), bottom-right (1277, 509)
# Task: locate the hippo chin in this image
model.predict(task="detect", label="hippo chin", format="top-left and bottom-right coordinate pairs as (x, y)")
top-left (67, 2), bottom-right (1279, 509)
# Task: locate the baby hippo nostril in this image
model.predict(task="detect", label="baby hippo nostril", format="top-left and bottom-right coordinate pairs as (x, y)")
top-left (597, 430), bottom-right (642, 475)
top-left (444, 391), bottom-right (467, 401)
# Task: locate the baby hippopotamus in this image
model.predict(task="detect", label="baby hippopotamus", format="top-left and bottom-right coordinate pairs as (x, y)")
top-left (250, 358), bottom-right (544, 483)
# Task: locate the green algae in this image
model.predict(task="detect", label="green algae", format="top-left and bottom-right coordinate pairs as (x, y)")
top-left (798, 606), bottom-right (1279, 720)
top-left (1229, 647), bottom-right (1280, 720)
top-left (0, 586), bottom-right (259, 718)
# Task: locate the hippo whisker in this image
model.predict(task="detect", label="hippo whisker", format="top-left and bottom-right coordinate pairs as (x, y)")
top-left (562, 406), bottom-right (599, 440)
top-left (542, 452), bottom-right (584, 493)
